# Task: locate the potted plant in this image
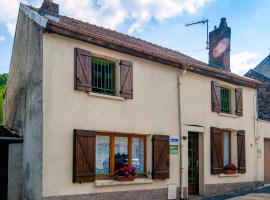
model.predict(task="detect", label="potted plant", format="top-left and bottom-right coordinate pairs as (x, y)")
top-left (224, 163), bottom-right (237, 174)
top-left (115, 166), bottom-right (136, 181)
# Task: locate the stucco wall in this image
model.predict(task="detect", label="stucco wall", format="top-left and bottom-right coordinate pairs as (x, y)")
top-left (42, 33), bottom-right (181, 197)
top-left (180, 71), bottom-right (258, 188)
top-left (43, 32), bottom-right (260, 197)
top-left (4, 8), bottom-right (43, 200)
top-left (257, 120), bottom-right (270, 182)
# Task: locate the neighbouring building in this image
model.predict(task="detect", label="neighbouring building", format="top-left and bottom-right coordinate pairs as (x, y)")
top-left (1, 1), bottom-right (270, 200)
top-left (245, 54), bottom-right (270, 187)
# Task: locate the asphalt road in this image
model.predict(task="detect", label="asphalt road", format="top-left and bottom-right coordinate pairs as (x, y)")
top-left (203, 185), bottom-right (270, 200)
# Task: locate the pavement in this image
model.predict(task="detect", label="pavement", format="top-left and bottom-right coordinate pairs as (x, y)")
top-left (202, 185), bottom-right (270, 200)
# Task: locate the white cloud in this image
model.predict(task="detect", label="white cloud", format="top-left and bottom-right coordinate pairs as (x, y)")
top-left (0, 35), bottom-right (5, 42)
top-left (231, 51), bottom-right (261, 75)
top-left (0, 0), bottom-right (212, 36)
top-left (0, 0), bottom-right (26, 36)
top-left (53, 0), bottom-right (212, 33)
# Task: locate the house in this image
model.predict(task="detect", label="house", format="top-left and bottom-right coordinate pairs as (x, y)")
top-left (2, 0), bottom-right (269, 200)
top-left (245, 54), bottom-right (270, 190)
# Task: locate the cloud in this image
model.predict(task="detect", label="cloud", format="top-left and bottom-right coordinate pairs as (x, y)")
top-left (0, 0), bottom-right (212, 36)
top-left (231, 51), bottom-right (261, 75)
top-left (0, 35), bottom-right (5, 42)
top-left (0, 0), bottom-right (26, 36)
top-left (53, 0), bottom-right (213, 33)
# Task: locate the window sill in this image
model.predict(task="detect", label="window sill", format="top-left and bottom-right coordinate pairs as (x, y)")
top-left (219, 173), bottom-right (242, 177)
top-left (218, 113), bottom-right (238, 118)
top-left (95, 178), bottom-right (153, 187)
top-left (88, 92), bottom-right (124, 101)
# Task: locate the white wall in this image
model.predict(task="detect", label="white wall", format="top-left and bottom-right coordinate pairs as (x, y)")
top-left (43, 33), bottom-right (181, 197)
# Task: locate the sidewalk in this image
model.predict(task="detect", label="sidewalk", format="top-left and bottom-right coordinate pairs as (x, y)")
top-left (202, 185), bottom-right (270, 200)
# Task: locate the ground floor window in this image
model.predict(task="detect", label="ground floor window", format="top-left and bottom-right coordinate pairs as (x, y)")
top-left (96, 133), bottom-right (146, 178)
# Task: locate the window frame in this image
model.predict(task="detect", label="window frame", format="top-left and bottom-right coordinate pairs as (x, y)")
top-left (95, 131), bottom-right (147, 179)
top-left (221, 130), bottom-right (231, 167)
top-left (91, 56), bottom-right (117, 96)
top-left (220, 87), bottom-right (231, 114)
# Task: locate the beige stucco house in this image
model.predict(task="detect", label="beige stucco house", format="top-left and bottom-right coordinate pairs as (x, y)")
top-left (2, 1), bottom-right (270, 200)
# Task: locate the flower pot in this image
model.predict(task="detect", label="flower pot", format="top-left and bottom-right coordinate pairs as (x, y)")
top-left (224, 170), bottom-right (236, 175)
top-left (116, 176), bottom-right (135, 181)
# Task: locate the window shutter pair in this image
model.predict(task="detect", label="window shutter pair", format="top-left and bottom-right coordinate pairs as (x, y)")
top-left (152, 135), bottom-right (170, 179)
top-left (210, 127), bottom-right (246, 174)
top-left (73, 129), bottom-right (96, 183)
top-left (211, 81), bottom-right (243, 116)
top-left (74, 48), bottom-right (133, 99)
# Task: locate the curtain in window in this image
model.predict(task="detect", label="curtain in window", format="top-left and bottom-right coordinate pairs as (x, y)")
top-left (96, 136), bottom-right (110, 174)
top-left (114, 137), bottom-right (128, 170)
top-left (223, 132), bottom-right (230, 166)
top-left (132, 137), bottom-right (144, 173)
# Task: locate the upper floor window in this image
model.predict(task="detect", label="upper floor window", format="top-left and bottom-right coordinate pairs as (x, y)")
top-left (220, 87), bottom-right (231, 114)
top-left (211, 81), bottom-right (243, 116)
top-left (92, 57), bottom-right (115, 95)
top-left (74, 48), bottom-right (133, 99)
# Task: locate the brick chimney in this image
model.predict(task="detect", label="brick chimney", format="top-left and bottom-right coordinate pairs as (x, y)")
top-left (39, 0), bottom-right (59, 20)
top-left (209, 18), bottom-right (231, 72)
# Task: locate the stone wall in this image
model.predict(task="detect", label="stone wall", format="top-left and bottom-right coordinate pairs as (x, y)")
top-left (4, 5), bottom-right (44, 200)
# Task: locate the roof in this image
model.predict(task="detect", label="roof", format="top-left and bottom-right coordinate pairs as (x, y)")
top-left (25, 4), bottom-right (262, 89)
top-left (245, 69), bottom-right (270, 84)
top-left (0, 126), bottom-right (23, 143)
top-left (253, 55), bottom-right (270, 79)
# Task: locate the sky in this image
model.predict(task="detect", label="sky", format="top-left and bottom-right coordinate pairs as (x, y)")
top-left (0, 0), bottom-right (270, 75)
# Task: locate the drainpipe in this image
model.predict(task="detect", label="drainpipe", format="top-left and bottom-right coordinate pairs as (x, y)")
top-left (178, 69), bottom-right (186, 200)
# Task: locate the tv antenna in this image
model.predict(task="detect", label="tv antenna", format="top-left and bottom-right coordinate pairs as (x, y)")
top-left (185, 17), bottom-right (209, 50)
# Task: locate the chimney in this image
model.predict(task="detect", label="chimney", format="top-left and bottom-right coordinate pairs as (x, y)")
top-left (39, 0), bottom-right (59, 21)
top-left (209, 18), bottom-right (231, 72)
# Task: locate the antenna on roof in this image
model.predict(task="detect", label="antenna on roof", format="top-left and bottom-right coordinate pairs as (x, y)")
top-left (185, 17), bottom-right (209, 50)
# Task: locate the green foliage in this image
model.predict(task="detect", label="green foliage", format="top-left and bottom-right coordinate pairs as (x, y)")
top-left (0, 85), bottom-right (5, 125)
top-left (0, 73), bottom-right (8, 86)
top-left (0, 73), bottom-right (8, 124)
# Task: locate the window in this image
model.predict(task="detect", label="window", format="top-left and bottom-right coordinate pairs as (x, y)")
top-left (211, 81), bottom-right (243, 116)
top-left (220, 87), bottom-right (230, 114)
top-left (95, 133), bottom-right (146, 178)
top-left (223, 131), bottom-right (231, 166)
top-left (92, 57), bottom-right (115, 95)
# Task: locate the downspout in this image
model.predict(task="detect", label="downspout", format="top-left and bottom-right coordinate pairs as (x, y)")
top-left (178, 69), bottom-right (186, 200)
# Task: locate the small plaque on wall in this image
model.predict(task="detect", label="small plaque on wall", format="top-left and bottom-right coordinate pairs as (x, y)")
top-left (170, 145), bottom-right (179, 154)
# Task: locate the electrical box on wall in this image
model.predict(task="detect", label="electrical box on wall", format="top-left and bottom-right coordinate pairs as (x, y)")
top-left (168, 184), bottom-right (177, 200)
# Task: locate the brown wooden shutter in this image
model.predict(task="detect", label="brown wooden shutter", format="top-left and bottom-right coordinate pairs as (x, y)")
top-left (74, 48), bottom-right (92, 92)
top-left (211, 81), bottom-right (221, 113)
top-left (152, 135), bottom-right (169, 179)
top-left (211, 127), bottom-right (223, 174)
top-left (235, 88), bottom-right (243, 116)
top-left (237, 130), bottom-right (246, 173)
top-left (120, 60), bottom-right (133, 99)
top-left (73, 129), bottom-right (96, 183)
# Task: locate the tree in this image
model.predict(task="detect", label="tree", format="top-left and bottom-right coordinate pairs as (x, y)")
top-left (0, 73), bottom-right (8, 124)
top-left (0, 73), bottom-right (8, 86)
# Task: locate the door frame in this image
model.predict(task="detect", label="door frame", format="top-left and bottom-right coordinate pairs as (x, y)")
top-left (183, 125), bottom-right (205, 197)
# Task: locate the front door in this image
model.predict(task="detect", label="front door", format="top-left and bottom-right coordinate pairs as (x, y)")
top-left (188, 132), bottom-right (199, 195)
top-left (264, 139), bottom-right (270, 183)
top-left (0, 142), bottom-right (8, 200)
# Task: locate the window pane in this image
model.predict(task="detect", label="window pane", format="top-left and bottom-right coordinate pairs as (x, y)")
top-left (132, 138), bottom-right (145, 173)
top-left (114, 137), bottom-right (128, 170)
top-left (221, 87), bottom-right (230, 114)
top-left (96, 136), bottom-right (110, 174)
top-left (223, 132), bottom-right (230, 166)
top-left (92, 57), bottom-right (115, 95)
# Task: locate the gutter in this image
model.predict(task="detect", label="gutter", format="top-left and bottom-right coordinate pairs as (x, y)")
top-left (178, 69), bottom-right (187, 200)
top-left (0, 137), bottom-right (24, 143)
